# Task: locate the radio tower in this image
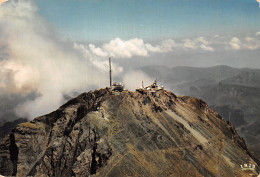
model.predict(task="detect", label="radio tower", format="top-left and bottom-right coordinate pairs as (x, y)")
top-left (109, 57), bottom-right (112, 89)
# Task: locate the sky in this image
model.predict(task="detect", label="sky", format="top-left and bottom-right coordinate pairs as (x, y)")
top-left (0, 0), bottom-right (260, 119)
top-left (33, 0), bottom-right (260, 41)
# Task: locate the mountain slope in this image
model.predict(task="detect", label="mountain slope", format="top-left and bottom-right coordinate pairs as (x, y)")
top-left (140, 65), bottom-right (260, 159)
top-left (0, 88), bottom-right (258, 176)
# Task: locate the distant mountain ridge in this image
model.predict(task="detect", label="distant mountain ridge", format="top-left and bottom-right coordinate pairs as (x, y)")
top-left (140, 65), bottom-right (256, 85)
top-left (221, 71), bottom-right (260, 88)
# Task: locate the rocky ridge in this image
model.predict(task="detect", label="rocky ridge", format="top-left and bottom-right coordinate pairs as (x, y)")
top-left (0, 88), bottom-right (259, 176)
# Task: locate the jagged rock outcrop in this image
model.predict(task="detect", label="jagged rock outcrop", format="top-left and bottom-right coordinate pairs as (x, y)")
top-left (0, 88), bottom-right (259, 176)
top-left (0, 118), bottom-right (28, 141)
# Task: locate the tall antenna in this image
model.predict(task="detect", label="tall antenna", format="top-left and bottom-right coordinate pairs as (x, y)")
top-left (109, 57), bottom-right (112, 88)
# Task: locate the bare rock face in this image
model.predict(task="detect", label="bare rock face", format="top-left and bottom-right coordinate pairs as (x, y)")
top-left (0, 118), bottom-right (28, 141)
top-left (0, 88), bottom-right (259, 176)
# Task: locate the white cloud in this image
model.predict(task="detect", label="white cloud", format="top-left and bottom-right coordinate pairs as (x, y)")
top-left (103, 38), bottom-right (148, 58)
top-left (77, 38), bottom-right (176, 60)
top-left (200, 44), bottom-right (214, 52)
top-left (145, 39), bottom-right (175, 53)
top-left (157, 39), bottom-right (176, 52)
top-left (92, 59), bottom-right (123, 76)
top-left (255, 31), bottom-right (260, 36)
top-left (89, 44), bottom-right (108, 57)
top-left (229, 37), bottom-right (241, 50)
top-left (183, 39), bottom-right (197, 49)
top-left (77, 36), bottom-right (216, 62)
top-left (196, 37), bottom-right (209, 45)
top-left (145, 44), bottom-right (162, 53)
top-left (0, 60), bottom-right (39, 94)
top-left (227, 36), bottom-right (260, 50)
top-left (74, 43), bottom-right (123, 75)
top-left (245, 37), bottom-right (254, 42)
top-left (243, 37), bottom-right (260, 50)
top-left (183, 37), bottom-right (214, 51)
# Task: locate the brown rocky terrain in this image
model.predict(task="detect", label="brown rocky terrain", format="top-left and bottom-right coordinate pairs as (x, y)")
top-left (0, 87), bottom-right (259, 176)
top-left (140, 65), bottom-right (260, 159)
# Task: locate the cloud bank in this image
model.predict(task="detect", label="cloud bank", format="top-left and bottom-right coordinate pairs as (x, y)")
top-left (0, 1), bottom-right (107, 119)
top-left (228, 36), bottom-right (260, 50)
top-left (75, 36), bottom-right (216, 64)
top-left (81, 38), bottom-right (176, 59)
top-left (182, 37), bottom-right (214, 51)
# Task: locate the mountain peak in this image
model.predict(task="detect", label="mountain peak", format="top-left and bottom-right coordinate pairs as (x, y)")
top-left (0, 87), bottom-right (259, 176)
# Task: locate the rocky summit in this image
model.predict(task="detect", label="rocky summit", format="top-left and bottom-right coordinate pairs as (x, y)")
top-left (0, 88), bottom-right (259, 176)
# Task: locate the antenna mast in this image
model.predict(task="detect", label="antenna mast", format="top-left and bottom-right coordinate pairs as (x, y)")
top-left (109, 57), bottom-right (112, 88)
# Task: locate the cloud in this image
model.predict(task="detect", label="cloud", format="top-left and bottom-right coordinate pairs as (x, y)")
top-left (228, 37), bottom-right (260, 50)
top-left (243, 37), bottom-right (260, 50)
top-left (245, 37), bottom-right (254, 42)
top-left (0, 60), bottom-right (39, 94)
top-left (0, 1), bottom-right (107, 119)
top-left (78, 38), bottom-right (176, 60)
top-left (200, 44), bottom-right (214, 51)
top-left (229, 37), bottom-right (241, 50)
top-left (89, 44), bottom-right (108, 57)
top-left (256, 31), bottom-right (260, 36)
top-left (74, 43), bottom-right (123, 75)
top-left (196, 37), bottom-right (209, 45)
top-left (146, 39), bottom-right (176, 53)
top-left (183, 37), bottom-right (214, 51)
top-left (103, 38), bottom-right (148, 58)
top-left (77, 36), bottom-right (216, 63)
top-left (183, 39), bottom-right (197, 49)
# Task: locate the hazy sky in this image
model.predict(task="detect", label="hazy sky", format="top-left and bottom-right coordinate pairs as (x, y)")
top-left (34, 0), bottom-right (260, 41)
